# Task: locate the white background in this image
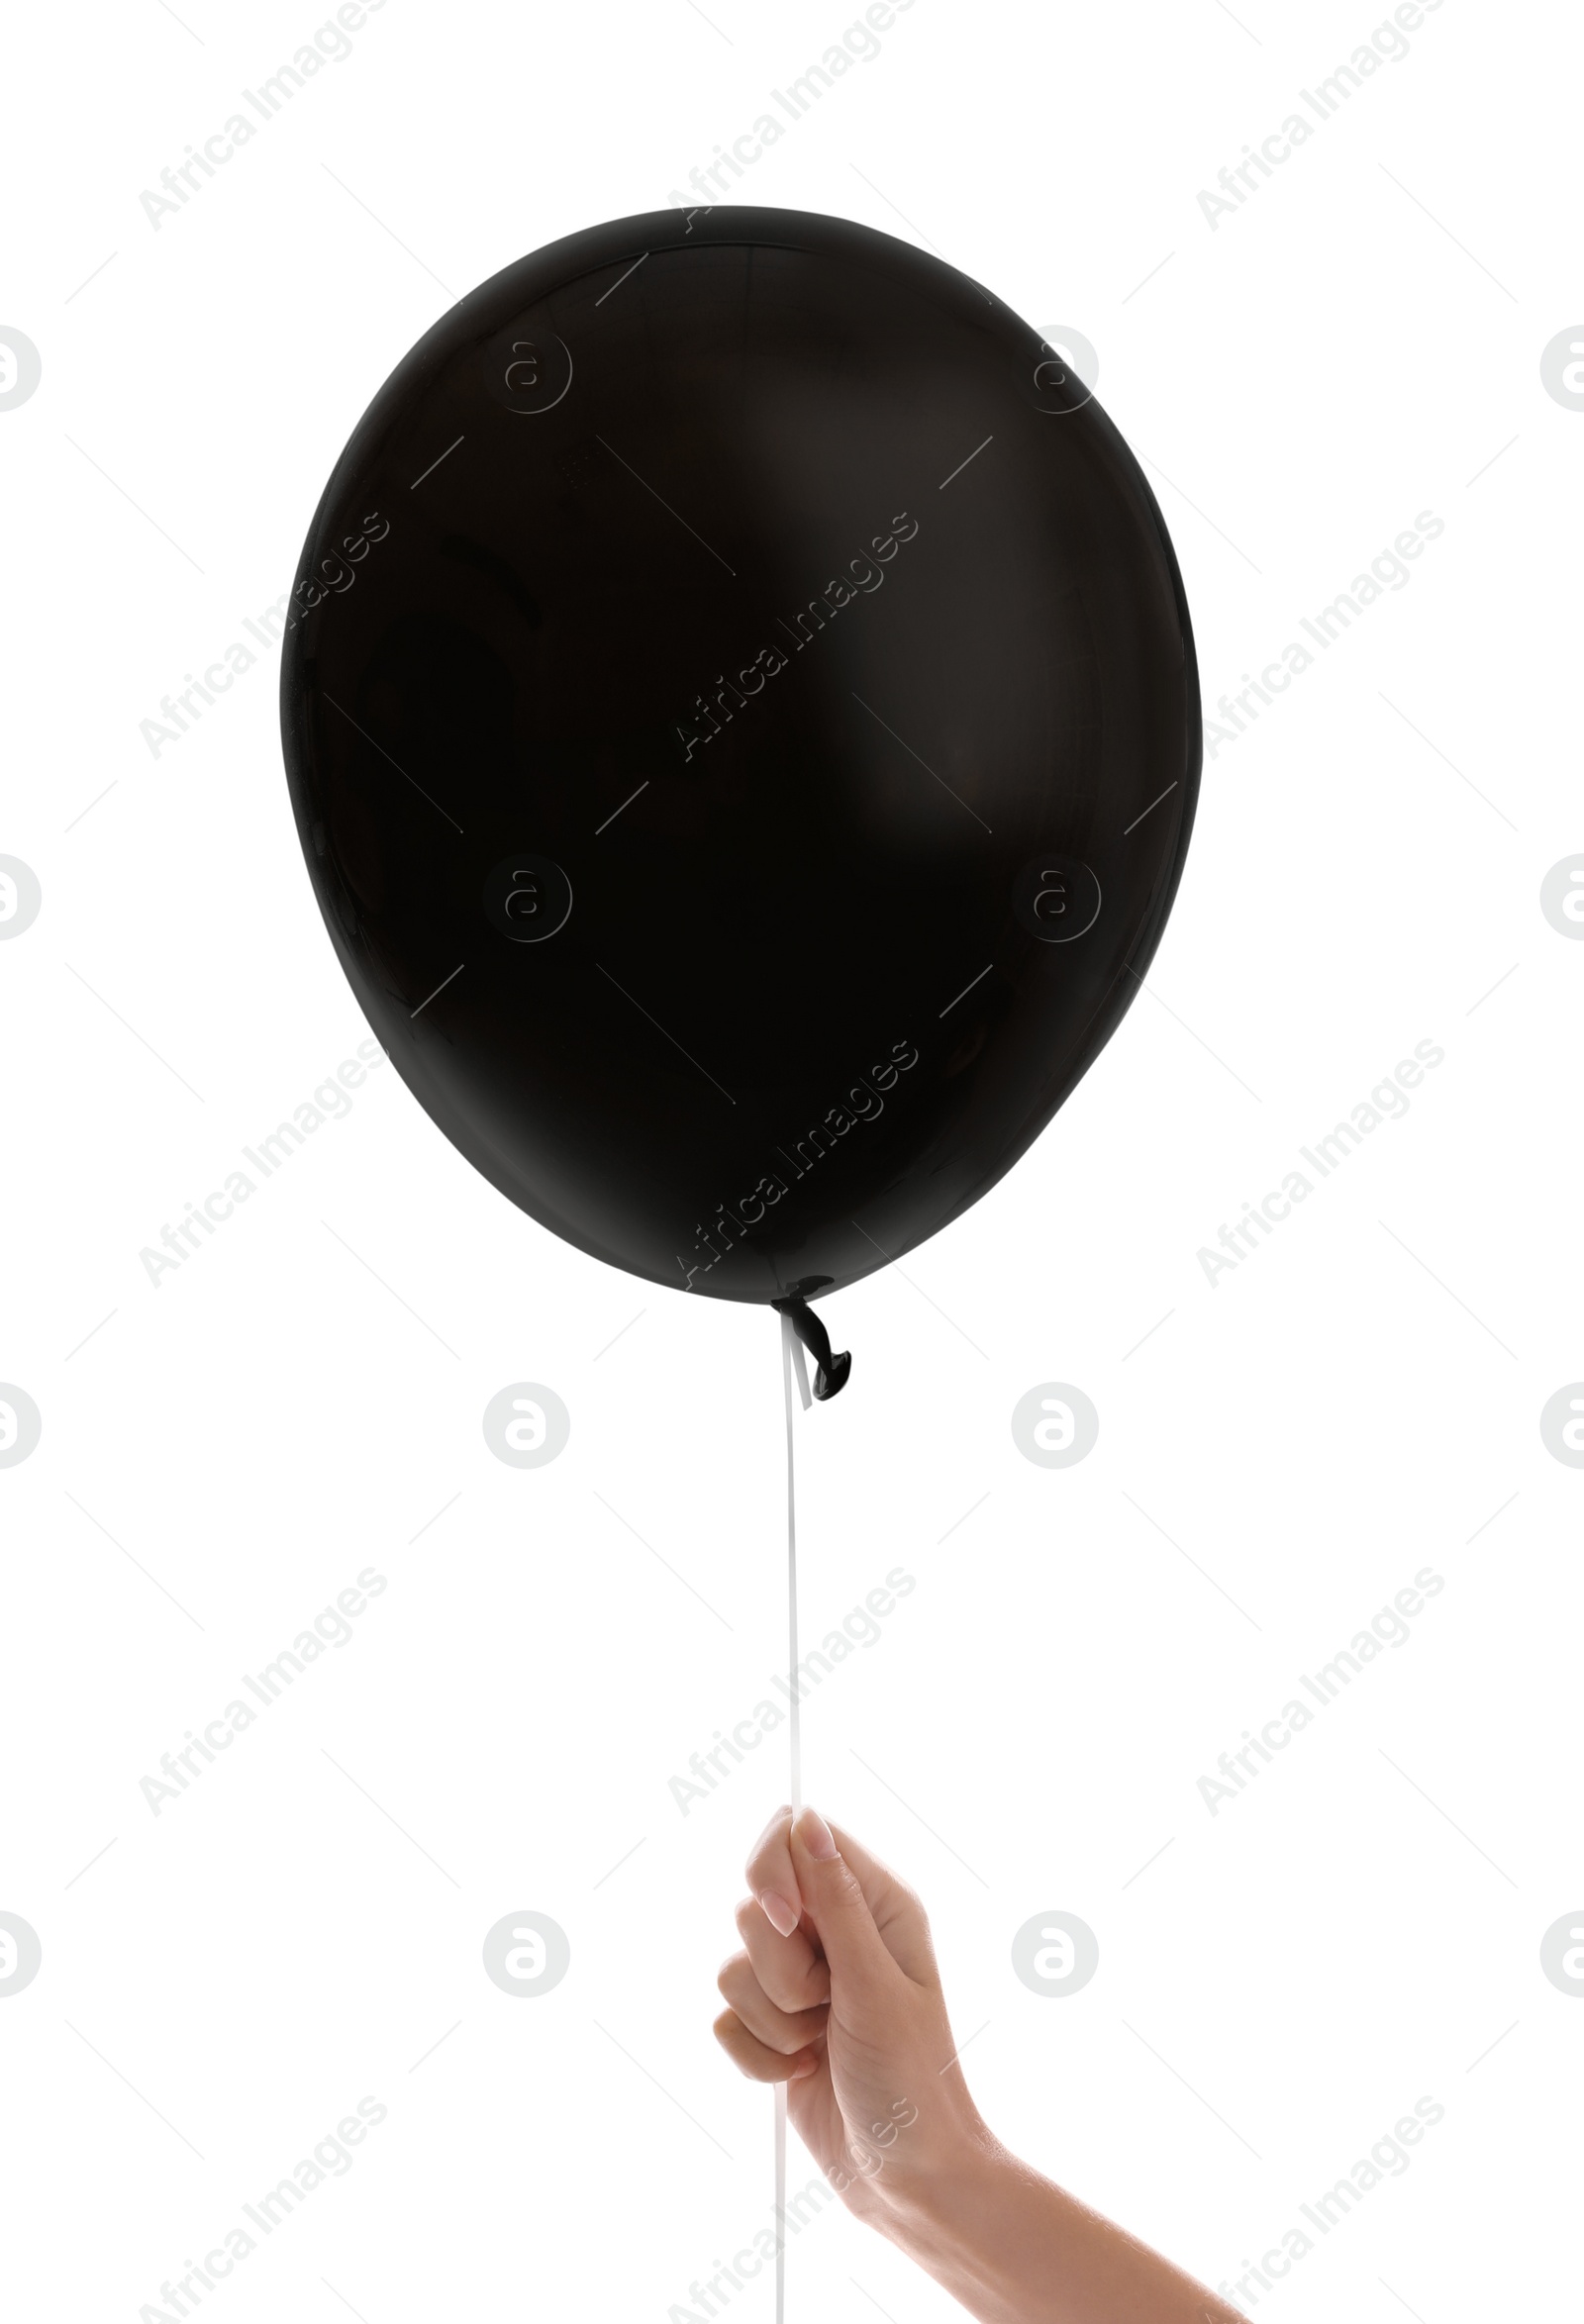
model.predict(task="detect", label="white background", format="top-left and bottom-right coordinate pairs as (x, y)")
top-left (3, 1), bottom-right (1581, 2318)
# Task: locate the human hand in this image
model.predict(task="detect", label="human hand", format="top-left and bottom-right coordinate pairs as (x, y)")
top-left (712, 1803), bottom-right (990, 2224)
top-left (714, 1807), bottom-right (1251, 2323)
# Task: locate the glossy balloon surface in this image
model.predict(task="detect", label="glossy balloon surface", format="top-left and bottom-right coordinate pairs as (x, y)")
top-left (281, 207), bottom-right (1200, 1305)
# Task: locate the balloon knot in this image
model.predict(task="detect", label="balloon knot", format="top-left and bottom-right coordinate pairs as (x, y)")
top-left (771, 1294), bottom-right (851, 1401)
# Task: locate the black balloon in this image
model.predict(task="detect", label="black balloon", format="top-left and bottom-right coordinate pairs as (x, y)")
top-left (281, 207), bottom-right (1200, 1309)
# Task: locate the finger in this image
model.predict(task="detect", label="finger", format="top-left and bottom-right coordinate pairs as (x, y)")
top-left (789, 1807), bottom-right (902, 2008)
top-left (717, 1951), bottom-right (831, 2055)
top-left (743, 1809), bottom-right (933, 1981)
top-left (713, 2007), bottom-right (823, 2085)
top-left (744, 1805), bottom-right (802, 1938)
top-left (733, 1895), bottom-right (831, 2012)
top-left (825, 1819), bottom-right (938, 1986)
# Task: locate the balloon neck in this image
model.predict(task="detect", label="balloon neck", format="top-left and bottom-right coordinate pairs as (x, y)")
top-left (772, 1293), bottom-right (851, 1401)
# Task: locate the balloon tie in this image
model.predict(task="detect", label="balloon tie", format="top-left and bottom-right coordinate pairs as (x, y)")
top-left (772, 1295), bottom-right (850, 1402)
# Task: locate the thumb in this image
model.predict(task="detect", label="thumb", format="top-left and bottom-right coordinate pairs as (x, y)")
top-left (790, 1806), bottom-right (897, 2007)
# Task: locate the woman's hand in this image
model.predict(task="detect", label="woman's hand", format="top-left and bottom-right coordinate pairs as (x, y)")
top-left (713, 1804), bottom-right (1251, 2323)
top-left (712, 1802), bottom-right (989, 2225)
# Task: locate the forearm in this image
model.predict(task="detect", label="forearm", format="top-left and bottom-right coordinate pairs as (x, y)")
top-left (872, 2133), bottom-right (1244, 2324)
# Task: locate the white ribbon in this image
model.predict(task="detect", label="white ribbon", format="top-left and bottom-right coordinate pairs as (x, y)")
top-left (774, 1310), bottom-right (807, 2323)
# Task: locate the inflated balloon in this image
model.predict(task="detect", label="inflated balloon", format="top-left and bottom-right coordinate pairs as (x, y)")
top-left (281, 207), bottom-right (1200, 1351)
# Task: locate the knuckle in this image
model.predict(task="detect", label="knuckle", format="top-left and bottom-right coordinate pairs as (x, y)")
top-left (744, 1807), bottom-right (793, 1886)
top-left (774, 2011), bottom-right (823, 2055)
top-left (787, 1957), bottom-right (828, 2000)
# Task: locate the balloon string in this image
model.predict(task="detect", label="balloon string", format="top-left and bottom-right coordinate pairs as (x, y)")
top-left (776, 1310), bottom-right (806, 2324)
top-left (780, 1309), bottom-right (805, 1814)
top-left (774, 2085), bottom-right (788, 2324)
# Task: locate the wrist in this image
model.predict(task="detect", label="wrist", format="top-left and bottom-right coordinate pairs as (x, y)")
top-left (864, 2137), bottom-right (1238, 2324)
top-left (865, 2113), bottom-right (1012, 2255)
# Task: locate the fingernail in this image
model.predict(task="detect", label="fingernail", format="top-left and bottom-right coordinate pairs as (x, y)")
top-left (759, 1890), bottom-right (800, 1937)
top-left (789, 2053), bottom-right (819, 2081)
top-left (797, 1806), bottom-right (839, 1862)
